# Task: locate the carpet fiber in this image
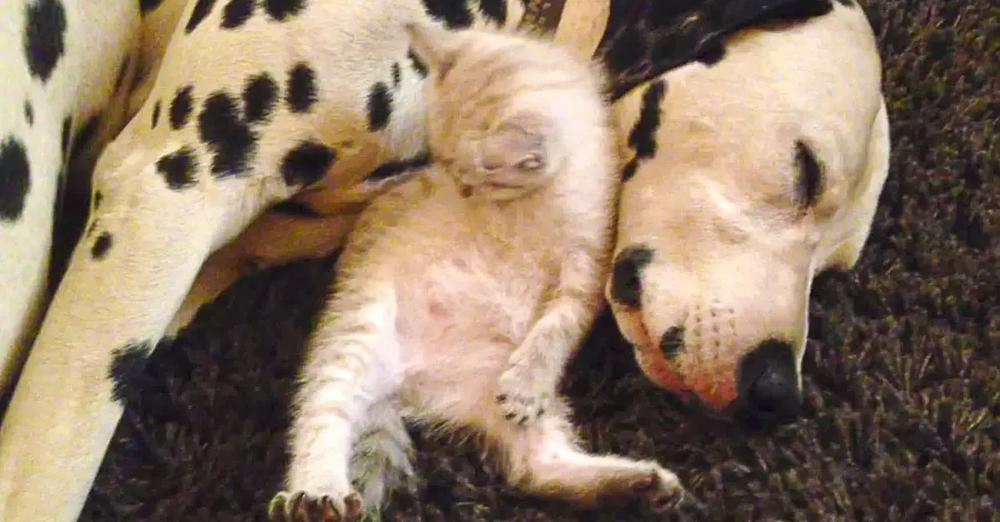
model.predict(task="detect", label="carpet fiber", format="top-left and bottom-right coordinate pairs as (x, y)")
top-left (81, 1), bottom-right (998, 520)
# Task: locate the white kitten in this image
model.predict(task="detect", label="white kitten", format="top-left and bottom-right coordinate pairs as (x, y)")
top-left (270, 23), bottom-right (682, 522)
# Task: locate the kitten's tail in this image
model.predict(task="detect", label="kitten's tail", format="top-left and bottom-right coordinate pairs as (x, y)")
top-left (349, 400), bottom-right (415, 518)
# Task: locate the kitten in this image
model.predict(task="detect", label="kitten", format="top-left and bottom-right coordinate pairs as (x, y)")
top-left (269, 23), bottom-right (682, 522)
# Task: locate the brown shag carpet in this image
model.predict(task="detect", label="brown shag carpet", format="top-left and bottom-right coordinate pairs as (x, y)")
top-left (81, 1), bottom-right (998, 520)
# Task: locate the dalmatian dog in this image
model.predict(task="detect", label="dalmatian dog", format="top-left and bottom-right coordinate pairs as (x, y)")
top-left (607, 0), bottom-right (889, 425)
top-left (0, 0), bottom-right (886, 520)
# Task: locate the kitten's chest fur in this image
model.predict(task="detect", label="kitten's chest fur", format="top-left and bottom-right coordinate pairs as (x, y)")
top-left (374, 173), bottom-right (570, 381)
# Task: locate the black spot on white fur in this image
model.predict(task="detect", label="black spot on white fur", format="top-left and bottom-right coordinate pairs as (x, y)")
top-left (222, 0), bottom-right (255, 28)
top-left (659, 326), bottom-right (685, 359)
top-left (108, 341), bottom-right (152, 404)
top-left (285, 63), bottom-right (317, 113)
top-left (139, 0), bottom-right (165, 15)
top-left (198, 91), bottom-right (257, 177)
top-left (367, 82), bottom-right (392, 131)
top-left (91, 231), bottom-right (113, 259)
top-left (392, 62), bottom-right (402, 88)
top-left (794, 140), bottom-right (824, 209)
top-left (70, 113), bottom-right (100, 163)
top-left (280, 141), bottom-right (336, 186)
top-left (60, 115), bottom-right (71, 160)
top-left (114, 55), bottom-right (130, 92)
top-left (623, 79), bottom-right (665, 181)
top-left (0, 137), bottom-right (31, 221)
top-left (422, 0), bottom-right (473, 29)
top-left (263, 0), bottom-right (305, 21)
top-left (408, 48), bottom-right (428, 77)
top-left (156, 147), bottom-right (199, 190)
top-left (243, 73), bottom-right (278, 123)
top-left (93, 190), bottom-right (103, 210)
top-left (152, 101), bottom-right (161, 128)
top-left (610, 245), bottom-right (654, 307)
top-left (478, 0), bottom-right (506, 24)
top-left (186, 0), bottom-right (217, 33)
top-left (269, 199), bottom-right (321, 218)
top-left (23, 0), bottom-right (66, 83)
top-left (170, 86), bottom-right (195, 129)
top-left (365, 152), bottom-right (430, 183)
top-left (24, 101), bottom-right (34, 126)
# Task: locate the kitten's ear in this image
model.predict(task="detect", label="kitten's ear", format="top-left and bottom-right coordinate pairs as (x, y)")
top-left (477, 112), bottom-right (555, 172)
top-left (405, 23), bottom-right (462, 78)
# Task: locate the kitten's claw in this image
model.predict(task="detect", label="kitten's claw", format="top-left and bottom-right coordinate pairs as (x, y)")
top-left (268, 490), bottom-right (362, 521)
top-left (496, 364), bottom-right (554, 426)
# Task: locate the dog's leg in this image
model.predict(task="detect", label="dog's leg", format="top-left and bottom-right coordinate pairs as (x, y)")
top-left (0, 168), bottom-right (248, 520)
top-left (169, 207), bottom-right (360, 333)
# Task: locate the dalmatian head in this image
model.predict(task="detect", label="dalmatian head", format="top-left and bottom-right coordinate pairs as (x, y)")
top-left (605, 2), bottom-right (890, 427)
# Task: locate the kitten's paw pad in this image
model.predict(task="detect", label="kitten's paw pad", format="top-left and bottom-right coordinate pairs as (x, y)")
top-left (495, 366), bottom-right (553, 426)
top-left (628, 467), bottom-right (684, 513)
top-left (268, 491), bottom-right (362, 522)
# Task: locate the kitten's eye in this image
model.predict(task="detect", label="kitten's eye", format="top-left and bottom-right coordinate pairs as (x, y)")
top-left (516, 155), bottom-right (543, 171)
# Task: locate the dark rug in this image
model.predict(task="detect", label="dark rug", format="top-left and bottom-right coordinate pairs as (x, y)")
top-left (80, 1), bottom-right (998, 520)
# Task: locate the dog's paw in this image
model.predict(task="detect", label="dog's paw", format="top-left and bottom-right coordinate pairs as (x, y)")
top-left (268, 490), bottom-right (362, 522)
top-left (495, 363), bottom-right (555, 426)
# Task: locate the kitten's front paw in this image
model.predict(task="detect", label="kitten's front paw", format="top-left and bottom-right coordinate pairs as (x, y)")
top-left (615, 464), bottom-right (685, 514)
top-left (495, 364), bottom-right (554, 426)
top-left (268, 490), bottom-right (362, 522)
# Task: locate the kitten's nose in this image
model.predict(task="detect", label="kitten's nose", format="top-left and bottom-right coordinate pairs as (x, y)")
top-left (735, 339), bottom-right (801, 428)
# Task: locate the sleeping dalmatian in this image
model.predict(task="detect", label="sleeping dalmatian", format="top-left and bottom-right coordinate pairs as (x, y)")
top-left (0, 0), bottom-right (887, 520)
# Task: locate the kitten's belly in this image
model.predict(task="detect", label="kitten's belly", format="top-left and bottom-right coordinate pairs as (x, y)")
top-left (394, 251), bottom-right (546, 419)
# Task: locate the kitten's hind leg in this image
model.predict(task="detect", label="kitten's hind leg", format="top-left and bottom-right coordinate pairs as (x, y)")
top-left (272, 283), bottom-right (401, 522)
top-left (492, 404), bottom-right (684, 514)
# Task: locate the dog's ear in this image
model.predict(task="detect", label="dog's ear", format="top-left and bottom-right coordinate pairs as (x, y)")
top-left (405, 22), bottom-right (462, 79)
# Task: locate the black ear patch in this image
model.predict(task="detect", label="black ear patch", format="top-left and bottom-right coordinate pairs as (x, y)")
top-left (108, 341), bottom-right (152, 404)
top-left (422, 0), bottom-right (474, 29)
top-left (623, 79), bottom-right (666, 181)
top-left (367, 82), bottom-right (392, 131)
top-left (222, 0), bottom-right (255, 28)
top-left (170, 86), bottom-right (195, 129)
top-left (794, 140), bottom-right (823, 208)
top-left (0, 137), bottom-right (31, 221)
top-left (479, 0), bottom-right (507, 24)
top-left (285, 63), bottom-right (317, 113)
top-left (198, 91), bottom-right (258, 177)
top-left (23, 0), bottom-right (67, 83)
top-left (280, 141), bottom-right (336, 186)
top-left (659, 326), bottom-right (685, 359)
top-left (263, 0), bottom-right (305, 21)
top-left (610, 244), bottom-right (654, 307)
top-left (596, 0), bottom-right (840, 100)
top-left (243, 72), bottom-right (279, 123)
top-left (91, 231), bottom-right (113, 259)
top-left (185, 0), bottom-right (217, 33)
top-left (156, 147), bottom-right (199, 190)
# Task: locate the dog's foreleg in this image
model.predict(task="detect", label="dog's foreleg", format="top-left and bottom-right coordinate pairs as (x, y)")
top-left (0, 180), bottom-right (235, 521)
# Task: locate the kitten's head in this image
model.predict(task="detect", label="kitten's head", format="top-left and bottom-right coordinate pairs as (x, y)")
top-left (406, 23), bottom-right (607, 202)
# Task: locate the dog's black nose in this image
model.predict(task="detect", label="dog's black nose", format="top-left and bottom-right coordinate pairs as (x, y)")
top-left (735, 339), bottom-right (801, 428)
